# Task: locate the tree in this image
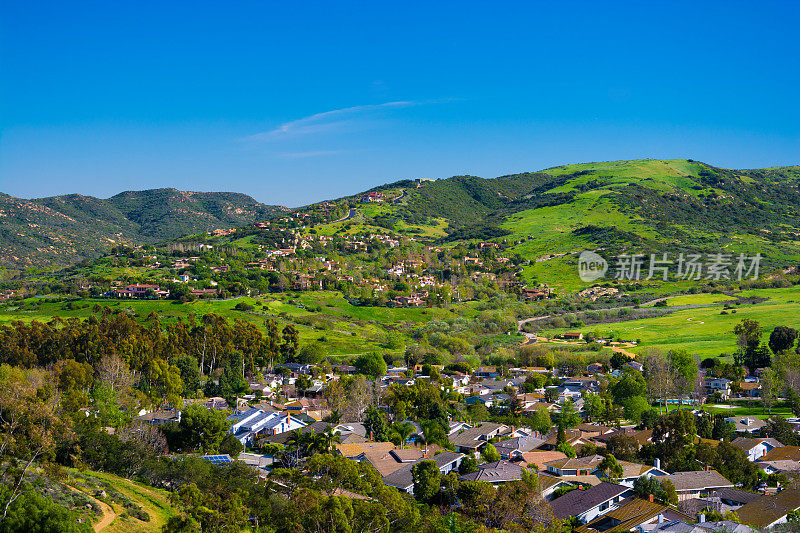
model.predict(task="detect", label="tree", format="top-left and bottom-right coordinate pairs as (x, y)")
top-left (668, 349), bottom-right (697, 405)
top-left (148, 358), bottom-right (184, 408)
top-left (392, 422), bottom-right (414, 449)
top-left (643, 351), bottom-right (672, 414)
top-left (173, 403), bottom-right (230, 453)
top-left (610, 352), bottom-right (632, 370)
top-left (769, 326), bottom-right (798, 354)
top-left (558, 400), bottom-right (581, 428)
top-left (412, 460), bottom-right (441, 503)
top-left (459, 455), bottom-right (478, 475)
top-left (482, 443), bottom-right (500, 463)
top-left (218, 434), bottom-right (242, 459)
top-left (363, 407), bottom-right (387, 441)
top-left (760, 367), bottom-right (780, 415)
top-left (172, 355), bottom-right (201, 396)
top-left (652, 409), bottom-right (696, 462)
top-left (530, 406), bottom-right (552, 435)
top-left (606, 434), bottom-right (639, 462)
top-left (661, 479), bottom-right (678, 506)
top-left (354, 352), bottom-right (388, 379)
top-left (598, 454), bottom-right (623, 482)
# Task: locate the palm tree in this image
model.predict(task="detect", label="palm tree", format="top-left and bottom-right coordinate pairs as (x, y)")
top-left (393, 422), bottom-right (415, 449)
top-left (312, 426), bottom-right (341, 454)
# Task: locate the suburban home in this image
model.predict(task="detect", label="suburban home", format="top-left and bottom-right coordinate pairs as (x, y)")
top-left (677, 487), bottom-right (762, 519)
top-left (654, 471), bottom-right (734, 502)
top-left (586, 362), bottom-right (604, 374)
top-left (724, 416), bottom-right (767, 435)
top-left (549, 482), bottom-right (634, 524)
top-left (515, 450), bottom-right (568, 470)
top-left (594, 460), bottom-right (669, 488)
top-left (545, 455), bottom-right (606, 477)
top-left (381, 451), bottom-right (464, 494)
top-left (459, 460), bottom-right (524, 486)
top-left (537, 473), bottom-right (575, 501)
top-left (730, 437), bottom-right (784, 462)
top-left (449, 423), bottom-right (507, 455)
top-left (737, 381), bottom-right (762, 398)
top-left (736, 488), bottom-right (800, 529)
top-left (227, 409), bottom-right (307, 446)
top-left (114, 284), bottom-right (170, 299)
top-left (475, 366), bottom-right (500, 378)
top-left (134, 409), bottom-right (180, 426)
top-left (336, 441), bottom-right (396, 460)
top-left (575, 497), bottom-right (693, 533)
top-left (704, 378), bottom-right (732, 397)
top-left (494, 436), bottom-right (545, 460)
top-left (760, 445), bottom-right (800, 462)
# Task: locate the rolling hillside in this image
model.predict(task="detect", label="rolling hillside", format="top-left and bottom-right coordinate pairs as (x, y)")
top-left (0, 189), bottom-right (286, 269)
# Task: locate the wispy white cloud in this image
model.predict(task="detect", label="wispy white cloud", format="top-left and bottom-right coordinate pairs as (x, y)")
top-left (243, 100), bottom-right (418, 141)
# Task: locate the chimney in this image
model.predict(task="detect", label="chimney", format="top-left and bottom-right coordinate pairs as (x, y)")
top-left (649, 494), bottom-right (654, 503)
top-left (658, 514), bottom-right (664, 525)
top-left (654, 458), bottom-right (661, 470)
top-left (699, 512), bottom-right (705, 523)
top-left (706, 465), bottom-right (710, 471)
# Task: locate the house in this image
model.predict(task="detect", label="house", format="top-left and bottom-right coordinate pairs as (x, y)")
top-left (134, 409), bottom-right (180, 426)
top-left (724, 416), bottom-right (767, 435)
top-left (653, 471), bottom-right (734, 502)
top-left (575, 497), bottom-right (693, 533)
top-left (465, 394), bottom-right (494, 407)
top-left (760, 445), bottom-right (800, 462)
top-left (449, 423), bottom-right (507, 455)
top-left (594, 461), bottom-right (669, 488)
top-left (587, 362), bottom-right (604, 374)
top-left (381, 451), bottom-right (464, 494)
top-left (515, 450), bottom-right (567, 470)
top-left (677, 487), bottom-right (762, 519)
top-left (114, 284), bottom-right (170, 299)
top-left (730, 437), bottom-right (784, 462)
top-left (475, 366), bottom-right (500, 379)
top-left (562, 332), bottom-right (584, 341)
top-left (227, 409), bottom-right (307, 446)
top-left (737, 382), bottom-right (762, 398)
top-left (459, 460), bottom-right (524, 486)
top-left (549, 482), bottom-right (634, 524)
top-left (336, 441), bottom-right (396, 460)
top-left (494, 436), bottom-right (545, 460)
top-left (735, 488), bottom-right (800, 529)
top-left (537, 473), bottom-right (575, 500)
top-left (704, 378), bottom-right (731, 396)
top-left (545, 455), bottom-right (606, 477)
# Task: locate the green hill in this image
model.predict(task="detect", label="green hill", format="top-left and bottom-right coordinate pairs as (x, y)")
top-left (307, 159), bottom-right (800, 292)
top-left (0, 189), bottom-right (286, 269)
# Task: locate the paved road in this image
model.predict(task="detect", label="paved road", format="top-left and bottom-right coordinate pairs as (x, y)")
top-left (335, 208), bottom-right (357, 222)
top-left (393, 189), bottom-right (407, 204)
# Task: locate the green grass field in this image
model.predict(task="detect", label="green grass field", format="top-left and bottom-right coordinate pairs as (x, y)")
top-left (0, 291), bottom-right (480, 358)
top-left (541, 285), bottom-right (800, 358)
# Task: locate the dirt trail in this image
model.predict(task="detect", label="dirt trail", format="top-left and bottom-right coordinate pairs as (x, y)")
top-left (67, 486), bottom-right (117, 532)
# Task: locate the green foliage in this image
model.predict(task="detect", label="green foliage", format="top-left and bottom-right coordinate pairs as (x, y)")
top-left (412, 460), bottom-right (441, 503)
top-left (354, 351), bottom-right (388, 379)
top-left (168, 403), bottom-right (231, 454)
top-left (481, 443), bottom-right (501, 463)
top-left (0, 487), bottom-right (92, 533)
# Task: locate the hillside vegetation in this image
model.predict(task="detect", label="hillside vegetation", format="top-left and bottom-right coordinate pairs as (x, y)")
top-left (0, 189), bottom-right (285, 269)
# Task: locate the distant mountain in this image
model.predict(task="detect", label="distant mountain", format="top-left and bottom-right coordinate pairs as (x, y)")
top-left (0, 188), bottom-right (286, 268)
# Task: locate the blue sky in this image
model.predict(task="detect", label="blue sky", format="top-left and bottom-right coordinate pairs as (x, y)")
top-left (1, 1), bottom-right (798, 206)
